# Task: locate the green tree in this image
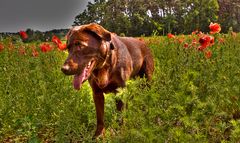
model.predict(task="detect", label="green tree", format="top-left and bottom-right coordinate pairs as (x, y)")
top-left (218, 0), bottom-right (240, 32)
top-left (73, 0), bottom-right (220, 36)
top-left (73, 0), bottom-right (107, 25)
top-left (180, 0), bottom-right (219, 33)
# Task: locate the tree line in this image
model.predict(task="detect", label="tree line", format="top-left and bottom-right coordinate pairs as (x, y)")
top-left (74, 0), bottom-right (240, 36)
top-left (0, 29), bottom-right (68, 43)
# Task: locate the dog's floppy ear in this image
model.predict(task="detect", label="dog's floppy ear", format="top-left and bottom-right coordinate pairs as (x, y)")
top-left (83, 23), bottom-right (111, 41)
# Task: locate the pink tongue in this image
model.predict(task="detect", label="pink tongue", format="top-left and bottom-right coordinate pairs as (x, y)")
top-left (73, 68), bottom-right (87, 90)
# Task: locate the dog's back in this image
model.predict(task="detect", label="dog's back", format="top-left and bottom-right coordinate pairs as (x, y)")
top-left (116, 36), bottom-right (154, 80)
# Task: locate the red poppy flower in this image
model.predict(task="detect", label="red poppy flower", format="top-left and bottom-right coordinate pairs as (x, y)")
top-left (191, 30), bottom-right (198, 35)
top-left (192, 39), bottom-right (197, 45)
top-left (51, 35), bottom-right (67, 50)
top-left (205, 50), bottom-right (212, 59)
top-left (197, 31), bottom-right (204, 37)
top-left (218, 38), bottom-right (225, 43)
top-left (209, 36), bottom-right (214, 45)
top-left (19, 46), bottom-right (26, 55)
top-left (32, 49), bottom-right (39, 57)
top-left (209, 22), bottom-right (221, 34)
top-left (57, 43), bottom-right (67, 50)
top-left (0, 43), bottom-right (4, 52)
top-left (167, 33), bottom-right (175, 39)
top-left (40, 43), bottom-right (52, 52)
top-left (198, 45), bottom-right (206, 51)
top-left (19, 31), bottom-right (28, 40)
top-left (184, 43), bottom-right (189, 48)
top-left (177, 36), bottom-right (185, 43)
top-left (198, 35), bottom-right (214, 50)
top-left (52, 35), bottom-right (62, 45)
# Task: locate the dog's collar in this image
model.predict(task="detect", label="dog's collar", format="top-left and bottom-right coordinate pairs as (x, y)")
top-left (99, 41), bottom-right (112, 68)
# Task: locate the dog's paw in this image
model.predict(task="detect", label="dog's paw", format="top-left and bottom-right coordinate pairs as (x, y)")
top-left (92, 127), bottom-right (105, 140)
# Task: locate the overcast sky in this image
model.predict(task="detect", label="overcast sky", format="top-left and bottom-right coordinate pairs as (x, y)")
top-left (0, 0), bottom-right (93, 32)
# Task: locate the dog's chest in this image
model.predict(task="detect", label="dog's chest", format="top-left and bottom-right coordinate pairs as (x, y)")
top-left (91, 68), bottom-right (127, 93)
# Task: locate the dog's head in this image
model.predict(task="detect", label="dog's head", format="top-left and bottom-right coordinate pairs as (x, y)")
top-left (61, 23), bottom-right (112, 90)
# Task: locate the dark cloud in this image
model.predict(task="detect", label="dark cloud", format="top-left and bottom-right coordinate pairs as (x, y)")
top-left (0, 0), bottom-right (93, 32)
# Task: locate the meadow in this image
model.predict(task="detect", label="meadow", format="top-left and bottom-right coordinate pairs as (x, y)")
top-left (0, 31), bottom-right (240, 142)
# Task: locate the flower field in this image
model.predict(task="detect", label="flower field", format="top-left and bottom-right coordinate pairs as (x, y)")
top-left (0, 29), bottom-right (240, 142)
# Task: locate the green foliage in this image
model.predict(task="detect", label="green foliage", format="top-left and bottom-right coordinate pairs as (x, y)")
top-left (218, 0), bottom-right (240, 32)
top-left (73, 0), bottom-right (232, 36)
top-left (0, 33), bottom-right (240, 142)
top-left (181, 0), bottom-right (219, 33)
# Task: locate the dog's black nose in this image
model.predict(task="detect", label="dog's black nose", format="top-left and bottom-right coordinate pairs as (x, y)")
top-left (61, 65), bottom-right (70, 73)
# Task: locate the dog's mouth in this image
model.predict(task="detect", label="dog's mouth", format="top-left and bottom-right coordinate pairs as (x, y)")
top-left (73, 60), bottom-right (95, 90)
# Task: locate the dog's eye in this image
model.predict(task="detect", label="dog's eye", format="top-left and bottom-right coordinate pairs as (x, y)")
top-left (74, 41), bottom-right (81, 46)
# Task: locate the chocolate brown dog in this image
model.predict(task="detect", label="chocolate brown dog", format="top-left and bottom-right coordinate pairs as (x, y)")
top-left (61, 23), bottom-right (154, 137)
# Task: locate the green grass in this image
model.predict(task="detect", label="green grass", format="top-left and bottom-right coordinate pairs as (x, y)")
top-left (0, 33), bottom-right (240, 142)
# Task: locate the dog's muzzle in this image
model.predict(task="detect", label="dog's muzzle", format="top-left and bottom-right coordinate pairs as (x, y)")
top-left (61, 65), bottom-right (72, 75)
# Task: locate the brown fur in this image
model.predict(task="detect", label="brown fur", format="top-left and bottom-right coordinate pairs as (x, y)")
top-left (61, 23), bottom-right (154, 137)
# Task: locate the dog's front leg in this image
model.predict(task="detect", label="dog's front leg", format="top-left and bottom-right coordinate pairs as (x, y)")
top-left (93, 91), bottom-right (105, 138)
